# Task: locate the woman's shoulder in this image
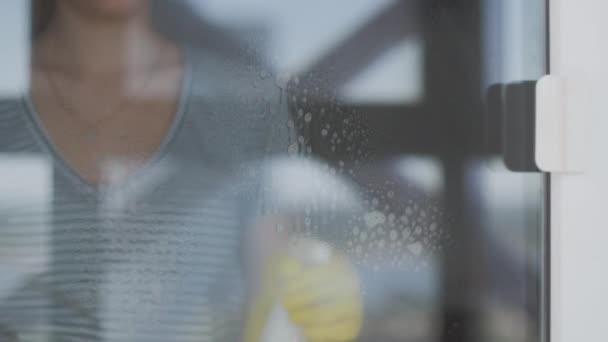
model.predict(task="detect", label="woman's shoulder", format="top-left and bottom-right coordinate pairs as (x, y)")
top-left (180, 45), bottom-right (292, 165)
top-left (0, 97), bottom-right (24, 120)
top-left (0, 97), bottom-right (38, 153)
top-left (185, 44), bottom-right (278, 97)
top-left (0, 98), bottom-right (25, 135)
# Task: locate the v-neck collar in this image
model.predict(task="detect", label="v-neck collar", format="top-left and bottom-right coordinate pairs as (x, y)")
top-left (21, 47), bottom-right (194, 198)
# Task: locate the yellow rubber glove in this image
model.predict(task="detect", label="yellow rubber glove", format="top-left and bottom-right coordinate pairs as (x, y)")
top-left (244, 240), bottom-right (363, 342)
top-left (279, 250), bottom-right (363, 342)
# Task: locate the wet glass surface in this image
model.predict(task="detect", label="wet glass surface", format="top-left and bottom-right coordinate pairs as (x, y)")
top-left (0, 1), bottom-right (547, 341)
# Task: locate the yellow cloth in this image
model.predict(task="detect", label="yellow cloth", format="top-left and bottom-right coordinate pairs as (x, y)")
top-left (245, 246), bottom-right (362, 342)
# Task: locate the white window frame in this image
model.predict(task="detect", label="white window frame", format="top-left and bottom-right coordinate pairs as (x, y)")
top-left (543, 1), bottom-right (608, 341)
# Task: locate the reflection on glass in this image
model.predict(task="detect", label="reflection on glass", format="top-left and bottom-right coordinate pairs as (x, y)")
top-left (0, 1), bottom-right (546, 342)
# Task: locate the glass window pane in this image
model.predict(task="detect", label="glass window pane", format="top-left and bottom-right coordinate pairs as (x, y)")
top-left (0, 1), bottom-right (547, 341)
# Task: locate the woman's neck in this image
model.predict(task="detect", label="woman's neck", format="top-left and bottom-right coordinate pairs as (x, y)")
top-left (35, 2), bottom-right (162, 75)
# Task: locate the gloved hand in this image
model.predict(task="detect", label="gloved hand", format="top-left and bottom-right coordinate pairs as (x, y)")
top-left (279, 248), bottom-right (363, 342)
top-left (244, 240), bottom-right (362, 342)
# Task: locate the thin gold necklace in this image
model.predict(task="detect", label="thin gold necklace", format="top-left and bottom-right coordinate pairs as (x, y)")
top-left (39, 49), bottom-right (163, 142)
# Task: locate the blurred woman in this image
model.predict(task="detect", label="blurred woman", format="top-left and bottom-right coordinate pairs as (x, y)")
top-left (3, 0), bottom-right (287, 340)
top-left (0, 1), bottom-right (361, 341)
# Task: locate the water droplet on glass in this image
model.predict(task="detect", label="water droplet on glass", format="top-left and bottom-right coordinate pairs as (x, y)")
top-left (304, 217), bottom-right (311, 227)
top-left (371, 198), bottom-right (379, 207)
top-left (304, 112), bottom-right (312, 123)
top-left (359, 231), bottom-right (368, 242)
top-left (352, 226), bottom-right (360, 235)
top-left (364, 211), bottom-right (386, 228)
top-left (288, 143), bottom-right (298, 155)
top-left (321, 129), bottom-right (328, 137)
top-left (390, 230), bottom-right (398, 241)
top-left (407, 242), bottom-right (423, 256)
